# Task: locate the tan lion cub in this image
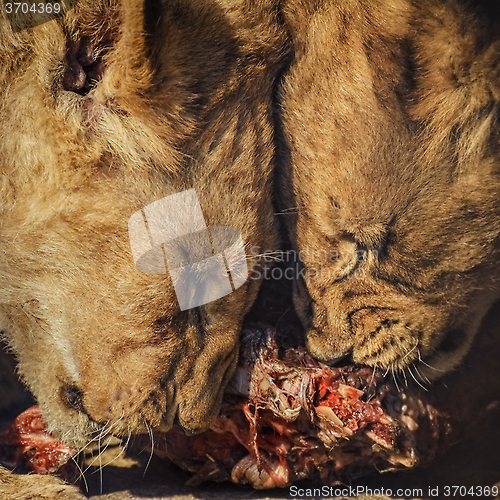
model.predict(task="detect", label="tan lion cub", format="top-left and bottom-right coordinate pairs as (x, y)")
top-left (279, 0), bottom-right (500, 380)
top-left (0, 0), bottom-right (285, 496)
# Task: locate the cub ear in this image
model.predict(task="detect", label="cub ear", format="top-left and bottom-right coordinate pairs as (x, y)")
top-left (61, 0), bottom-right (151, 96)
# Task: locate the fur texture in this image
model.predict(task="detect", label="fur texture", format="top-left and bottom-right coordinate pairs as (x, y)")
top-left (2, 0), bottom-right (500, 496)
top-left (278, 0), bottom-right (500, 379)
top-left (0, 0), bottom-right (285, 453)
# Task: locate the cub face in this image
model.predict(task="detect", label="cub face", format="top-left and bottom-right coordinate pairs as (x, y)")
top-left (279, 0), bottom-right (500, 380)
top-left (0, 0), bottom-right (284, 447)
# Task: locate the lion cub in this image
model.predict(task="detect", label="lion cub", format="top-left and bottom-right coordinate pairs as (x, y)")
top-left (278, 0), bottom-right (500, 380)
top-left (0, 0), bottom-right (285, 495)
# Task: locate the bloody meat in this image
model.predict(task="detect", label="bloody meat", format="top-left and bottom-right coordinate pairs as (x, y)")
top-left (0, 326), bottom-right (452, 489)
top-left (0, 405), bottom-right (76, 479)
top-left (145, 326), bottom-right (452, 488)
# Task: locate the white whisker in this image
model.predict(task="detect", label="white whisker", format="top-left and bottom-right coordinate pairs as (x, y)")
top-left (408, 365), bottom-right (428, 391)
top-left (71, 453), bottom-right (88, 492)
top-left (417, 349), bottom-right (446, 372)
top-left (273, 206), bottom-right (306, 215)
top-left (401, 365), bottom-right (408, 388)
top-left (391, 366), bottom-right (400, 392)
top-left (401, 341), bottom-right (418, 362)
top-left (369, 354), bottom-right (381, 387)
top-left (143, 418), bottom-right (155, 478)
top-left (413, 362), bottom-right (431, 385)
top-left (122, 428), bottom-right (132, 451)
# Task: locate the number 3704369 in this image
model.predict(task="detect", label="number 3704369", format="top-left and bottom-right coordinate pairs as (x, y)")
top-left (4, 3), bottom-right (62, 14)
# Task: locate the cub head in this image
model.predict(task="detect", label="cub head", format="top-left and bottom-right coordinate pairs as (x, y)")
top-left (0, 0), bottom-right (283, 447)
top-left (279, 0), bottom-right (500, 380)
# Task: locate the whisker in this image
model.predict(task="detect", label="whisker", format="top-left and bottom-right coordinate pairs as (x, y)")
top-left (83, 419), bottom-right (112, 449)
top-left (82, 421), bottom-right (117, 481)
top-left (273, 206), bottom-right (306, 215)
top-left (71, 453), bottom-right (88, 492)
top-left (91, 412), bottom-right (127, 476)
top-left (369, 355), bottom-right (381, 387)
top-left (400, 366), bottom-right (408, 388)
top-left (74, 437), bottom-right (95, 481)
top-left (78, 436), bottom-right (103, 478)
top-left (122, 428), bottom-right (132, 451)
top-left (97, 420), bottom-right (112, 443)
top-left (275, 306), bottom-right (292, 330)
top-left (413, 362), bottom-right (431, 385)
top-left (401, 341), bottom-right (418, 363)
top-left (369, 367), bottom-right (376, 388)
top-left (417, 349), bottom-right (446, 372)
top-left (391, 366), bottom-right (400, 392)
top-left (93, 437), bottom-right (117, 472)
top-left (97, 440), bottom-right (127, 471)
top-left (365, 363), bottom-right (381, 403)
top-left (143, 418), bottom-right (155, 478)
top-left (408, 365), bottom-right (428, 391)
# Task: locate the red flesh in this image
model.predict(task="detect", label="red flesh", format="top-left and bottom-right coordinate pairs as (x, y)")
top-left (0, 406), bottom-right (76, 476)
top-left (0, 327), bottom-right (452, 489)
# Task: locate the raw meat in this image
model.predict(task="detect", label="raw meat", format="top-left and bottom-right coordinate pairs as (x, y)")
top-left (0, 326), bottom-right (452, 489)
top-left (146, 326), bottom-right (452, 488)
top-left (0, 405), bottom-right (76, 480)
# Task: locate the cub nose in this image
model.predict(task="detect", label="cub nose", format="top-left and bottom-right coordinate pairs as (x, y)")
top-left (305, 327), bottom-right (353, 363)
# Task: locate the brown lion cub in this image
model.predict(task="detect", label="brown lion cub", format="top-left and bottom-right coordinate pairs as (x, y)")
top-left (0, 0), bottom-right (285, 495)
top-left (279, 0), bottom-right (500, 380)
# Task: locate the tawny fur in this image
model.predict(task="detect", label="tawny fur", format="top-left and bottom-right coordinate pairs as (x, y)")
top-left (0, 466), bottom-right (84, 500)
top-left (2, 0), bottom-right (499, 496)
top-left (0, 0), bottom-right (286, 494)
top-left (278, 0), bottom-right (500, 379)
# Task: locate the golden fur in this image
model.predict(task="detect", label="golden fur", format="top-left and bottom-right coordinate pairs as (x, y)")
top-left (1, 0), bottom-right (500, 497)
top-left (278, 0), bottom-right (500, 379)
top-left (0, 1), bottom-right (285, 495)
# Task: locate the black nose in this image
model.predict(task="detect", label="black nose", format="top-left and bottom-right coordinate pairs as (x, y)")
top-left (61, 385), bottom-right (87, 415)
